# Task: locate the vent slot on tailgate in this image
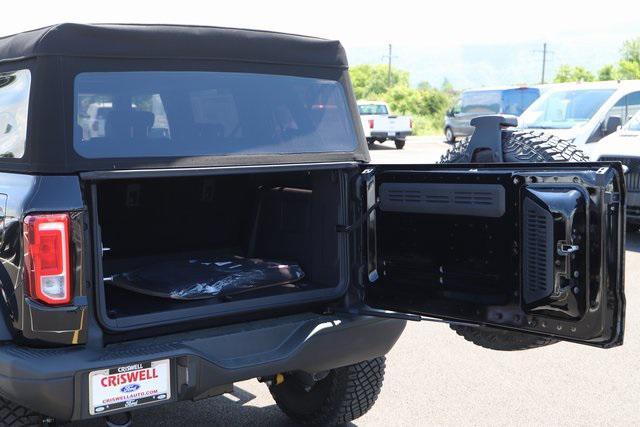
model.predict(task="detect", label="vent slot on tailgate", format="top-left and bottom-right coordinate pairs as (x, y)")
top-left (522, 197), bottom-right (554, 304)
top-left (379, 183), bottom-right (505, 217)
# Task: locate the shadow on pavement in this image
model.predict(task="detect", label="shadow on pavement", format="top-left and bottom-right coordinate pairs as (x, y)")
top-left (67, 384), bottom-right (358, 426)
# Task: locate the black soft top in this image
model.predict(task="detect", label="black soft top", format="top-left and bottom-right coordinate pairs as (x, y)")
top-left (0, 24), bottom-right (367, 174)
top-left (0, 23), bottom-right (348, 68)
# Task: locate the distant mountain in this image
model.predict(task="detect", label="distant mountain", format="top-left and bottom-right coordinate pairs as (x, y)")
top-left (345, 38), bottom-right (628, 90)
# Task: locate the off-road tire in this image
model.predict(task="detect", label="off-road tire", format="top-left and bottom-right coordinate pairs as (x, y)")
top-left (269, 357), bottom-right (386, 426)
top-left (0, 397), bottom-right (46, 426)
top-left (394, 139), bottom-right (406, 149)
top-left (444, 126), bottom-right (455, 144)
top-left (440, 130), bottom-right (588, 350)
top-left (440, 129), bottom-right (589, 163)
top-left (450, 325), bottom-right (559, 351)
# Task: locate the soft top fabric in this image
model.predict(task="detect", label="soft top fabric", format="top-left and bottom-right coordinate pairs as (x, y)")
top-left (0, 23), bottom-right (348, 68)
top-left (0, 24), bottom-right (369, 173)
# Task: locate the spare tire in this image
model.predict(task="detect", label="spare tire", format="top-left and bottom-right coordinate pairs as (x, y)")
top-left (440, 130), bottom-right (587, 350)
top-left (440, 129), bottom-right (589, 164)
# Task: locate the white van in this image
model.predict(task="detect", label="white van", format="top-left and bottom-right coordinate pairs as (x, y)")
top-left (518, 80), bottom-right (640, 148)
top-left (588, 110), bottom-right (640, 227)
top-left (519, 80), bottom-right (640, 226)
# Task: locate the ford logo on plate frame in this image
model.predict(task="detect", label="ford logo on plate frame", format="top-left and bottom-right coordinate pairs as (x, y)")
top-left (120, 383), bottom-right (141, 393)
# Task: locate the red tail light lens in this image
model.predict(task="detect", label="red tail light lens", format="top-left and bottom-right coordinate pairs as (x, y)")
top-left (368, 119), bottom-right (374, 129)
top-left (23, 214), bottom-right (72, 305)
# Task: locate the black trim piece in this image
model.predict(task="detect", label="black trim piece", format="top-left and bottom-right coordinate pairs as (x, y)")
top-left (379, 182), bottom-right (506, 218)
top-left (80, 162), bottom-right (359, 181)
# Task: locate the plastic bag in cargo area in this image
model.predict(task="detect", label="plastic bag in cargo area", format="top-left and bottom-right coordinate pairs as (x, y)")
top-left (110, 255), bottom-right (305, 300)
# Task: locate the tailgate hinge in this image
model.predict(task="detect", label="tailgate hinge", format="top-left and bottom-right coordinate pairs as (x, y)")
top-left (335, 201), bottom-right (379, 233)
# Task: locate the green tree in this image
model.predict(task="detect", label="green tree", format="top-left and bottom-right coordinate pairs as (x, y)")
top-left (349, 64), bottom-right (409, 99)
top-left (621, 37), bottom-right (640, 63)
top-left (598, 64), bottom-right (620, 81)
top-left (554, 65), bottom-right (595, 83)
top-left (440, 77), bottom-right (454, 93)
top-left (382, 85), bottom-right (416, 114)
top-left (413, 89), bottom-right (450, 116)
top-left (618, 60), bottom-right (640, 79)
top-left (595, 37), bottom-right (640, 81)
top-left (348, 64), bottom-right (456, 135)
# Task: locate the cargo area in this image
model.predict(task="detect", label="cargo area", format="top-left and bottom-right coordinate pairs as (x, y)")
top-left (92, 169), bottom-right (348, 330)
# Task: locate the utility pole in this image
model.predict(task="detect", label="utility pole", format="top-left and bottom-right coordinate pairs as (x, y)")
top-left (533, 43), bottom-right (553, 84)
top-left (387, 44), bottom-right (392, 87)
top-left (382, 44), bottom-right (397, 87)
top-left (541, 42), bottom-right (547, 84)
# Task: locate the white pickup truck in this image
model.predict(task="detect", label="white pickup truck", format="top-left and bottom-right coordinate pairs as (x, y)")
top-left (358, 100), bottom-right (413, 149)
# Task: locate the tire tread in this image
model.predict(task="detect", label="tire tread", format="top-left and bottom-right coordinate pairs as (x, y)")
top-left (0, 397), bottom-right (45, 426)
top-left (270, 357), bottom-right (386, 426)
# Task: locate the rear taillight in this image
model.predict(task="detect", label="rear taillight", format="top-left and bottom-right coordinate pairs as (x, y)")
top-left (23, 213), bottom-right (72, 305)
top-left (368, 119), bottom-right (374, 129)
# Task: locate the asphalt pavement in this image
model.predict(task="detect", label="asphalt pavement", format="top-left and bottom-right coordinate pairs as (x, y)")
top-left (72, 136), bottom-right (640, 426)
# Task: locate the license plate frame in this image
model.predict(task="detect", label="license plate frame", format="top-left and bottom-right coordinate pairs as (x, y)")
top-left (88, 359), bottom-right (172, 416)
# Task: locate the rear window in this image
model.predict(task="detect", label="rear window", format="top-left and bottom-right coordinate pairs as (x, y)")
top-left (460, 88), bottom-right (539, 116)
top-left (74, 72), bottom-right (357, 158)
top-left (358, 104), bottom-right (388, 115)
top-left (461, 90), bottom-right (501, 114)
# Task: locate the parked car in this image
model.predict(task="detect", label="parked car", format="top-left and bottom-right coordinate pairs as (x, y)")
top-left (518, 80), bottom-right (640, 146)
top-left (0, 24), bottom-right (626, 427)
top-left (588, 110), bottom-right (640, 227)
top-left (444, 85), bottom-right (542, 143)
top-left (358, 100), bottom-right (412, 149)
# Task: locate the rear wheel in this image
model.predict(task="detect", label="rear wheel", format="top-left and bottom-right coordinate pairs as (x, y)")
top-left (394, 139), bottom-right (406, 149)
top-left (444, 126), bottom-right (455, 144)
top-left (0, 397), bottom-right (46, 426)
top-left (269, 357), bottom-right (386, 426)
top-left (440, 130), bottom-right (588, 350)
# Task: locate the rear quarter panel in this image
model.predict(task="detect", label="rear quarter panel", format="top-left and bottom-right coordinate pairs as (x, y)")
top-left (0, 173), bottom-right (87, 344)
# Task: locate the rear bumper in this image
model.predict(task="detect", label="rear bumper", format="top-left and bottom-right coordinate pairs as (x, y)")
top-left (0, 313), bottom-right (405, 422)
top-left (370, 131), bottom-right (412, 140)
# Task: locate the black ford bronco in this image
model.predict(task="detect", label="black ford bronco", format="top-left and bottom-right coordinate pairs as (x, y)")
top-left (0, 24), bottom-right (626, 426)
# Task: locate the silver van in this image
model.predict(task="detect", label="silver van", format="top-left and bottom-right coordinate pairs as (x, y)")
top-left (444, 86), bottom-right (541, 143)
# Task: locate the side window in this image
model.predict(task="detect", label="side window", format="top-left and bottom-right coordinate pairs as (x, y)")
top-left (0, 70), bottom-right (30, 158)
top-left (625, 92), bottom-right (640, 124)
top-left (606, 96), bottom-right (626, 122)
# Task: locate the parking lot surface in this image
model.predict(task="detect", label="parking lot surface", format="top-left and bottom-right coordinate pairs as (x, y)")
top-left (73, 136), bottom-right (640, 426)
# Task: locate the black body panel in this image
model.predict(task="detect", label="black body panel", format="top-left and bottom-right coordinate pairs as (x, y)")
top-left (365, 162), bottom-right (625, 348)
